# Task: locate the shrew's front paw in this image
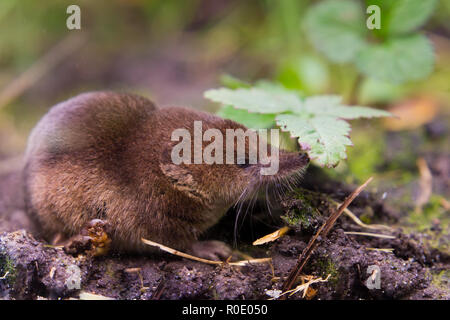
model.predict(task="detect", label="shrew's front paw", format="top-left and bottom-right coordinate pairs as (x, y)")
top-left (64, 219), bottom-right (111, 257)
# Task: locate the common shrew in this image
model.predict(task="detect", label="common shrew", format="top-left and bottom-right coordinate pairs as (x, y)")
top-left (24, 92), bottom-right (309, 258)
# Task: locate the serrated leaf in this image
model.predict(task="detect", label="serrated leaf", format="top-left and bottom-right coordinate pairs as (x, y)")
top-left (217, 105), bottom-right (276, 129)
top-left (302, 95), bottom-right (392, 119)
top-left (204, 87), bottom-right (303, 114)
top-left (356, 34), bottom-right (434, 83)
top-left (386, 0), bottom-right (437, 35)
top-left (206, 85), bottom-right (392, 167)
top-left (304, 0), bottom-right (367, 63)
top-left (276, 114), bottom-right (352, 167)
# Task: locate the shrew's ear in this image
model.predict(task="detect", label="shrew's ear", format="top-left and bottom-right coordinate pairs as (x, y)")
top-left (159, 163), bottom-right (207, 202)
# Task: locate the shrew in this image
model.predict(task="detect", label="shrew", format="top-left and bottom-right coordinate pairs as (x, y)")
top-left (23, 92), bottom-right (309, 258)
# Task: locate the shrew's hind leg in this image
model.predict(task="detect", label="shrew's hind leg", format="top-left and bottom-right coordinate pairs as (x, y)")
top-left (189, 240), bottom-right (232, 261)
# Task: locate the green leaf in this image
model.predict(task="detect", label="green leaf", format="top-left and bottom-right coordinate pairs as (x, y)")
top-left (302, 95), bottom-right (392, 119)
top-left (358, 78), bottom-right (405, 105)
top-left (277, 56), bottom-right (329, 94)
top-left (356, 34), bottom-right (434, 83)
top-left (217, 106), bottom-right (276, 129)
top-left (219, 74), bottom-right (251, 89)
top-left (386, 0), bottom-right (438, 35)
top-left (304, 0), bottom-right (367, 63)
top-left (204, 87), bottom-right (303, 114)
top-left (276, 114), bottom-right (352, 167)
top-left (205, 85), bottom-right (392, 167)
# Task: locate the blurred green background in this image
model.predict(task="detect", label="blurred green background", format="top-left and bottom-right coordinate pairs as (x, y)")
top-left (0, 0), bottom-right (448, 196)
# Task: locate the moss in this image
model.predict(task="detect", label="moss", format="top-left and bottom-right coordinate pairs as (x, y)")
top-left (0, 254), bottom-right (17, 286)
top-left (281, 189), bottom-right (321, 229)
top-left (359, 207), bottom-right (375, 224)
top-left (402, 195), bottom-right (449, 253)
top-left (359, 214), bottom-right (372, 224)
top-left (430, 270), bottom-right (450, 297)
top-left (408, 195), bottom-right (449, 231)
top-left (313, 258), bottom-right (339, 286)
top-left (424, 228), bottom-right (449, 254)
top-left (282, 209), bottom-right (315, 229)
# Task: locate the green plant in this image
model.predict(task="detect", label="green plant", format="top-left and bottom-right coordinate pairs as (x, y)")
top-left (204, 84), bottom-right (391, 167)
top-left (304, 0), bottom-right (437, 84)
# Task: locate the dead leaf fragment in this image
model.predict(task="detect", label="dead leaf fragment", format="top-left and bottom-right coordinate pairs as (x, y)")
top-left (383, 97), bottom-right (439, 131)
top-left (253, 226), bottom-right (290, 245)
top-left (416, 157), bottom-right (432, 210)
top-left (274, 274), bottom-right (330, 299)
top-left (78, 291), bottom-right (115, 300)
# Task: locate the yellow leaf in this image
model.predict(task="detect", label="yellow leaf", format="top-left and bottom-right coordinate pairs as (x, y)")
top-left (253, 226), bottom-right (290, 245)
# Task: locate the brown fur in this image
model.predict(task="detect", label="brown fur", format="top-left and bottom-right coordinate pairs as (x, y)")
top-left (23, 91), bottom-right (309, 252)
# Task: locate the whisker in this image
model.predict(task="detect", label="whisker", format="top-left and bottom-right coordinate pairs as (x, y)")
top-left (265, 183), bottom-right (273, 217)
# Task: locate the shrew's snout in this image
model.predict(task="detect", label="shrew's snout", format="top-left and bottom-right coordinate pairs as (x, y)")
top-left (277, 151), bottom-right (310, 176)
top-left (292, 151), bottom-right (310, 170)
top-left (299, 152), bottom-right (310, 165)
top-left (299, 152), bottom-right (309, 164)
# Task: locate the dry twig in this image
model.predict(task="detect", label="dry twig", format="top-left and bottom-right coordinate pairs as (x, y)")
top-left (141, 238), bottom-right (271, 266)
top-left (330, 199), bottom-right (393, 231)
top-left (344, 231), bottom-right (395, 239)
